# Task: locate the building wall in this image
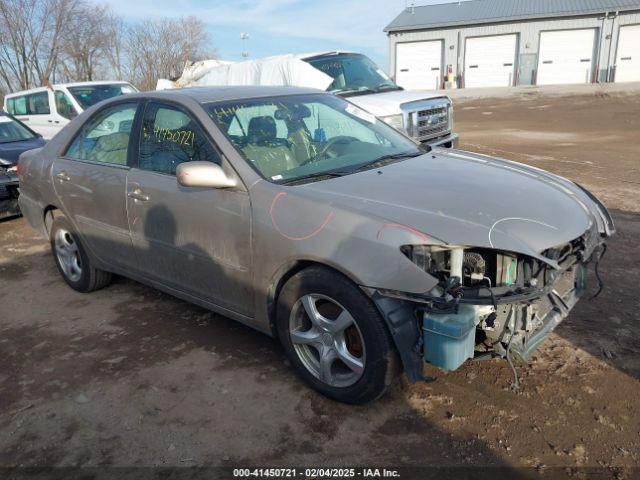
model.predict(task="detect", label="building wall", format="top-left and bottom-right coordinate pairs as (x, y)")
top-left (387, 11), bottom-right (640, 88)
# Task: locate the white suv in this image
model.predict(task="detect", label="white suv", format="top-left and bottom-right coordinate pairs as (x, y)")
top-left (3, 81), bottom-right (137, 139)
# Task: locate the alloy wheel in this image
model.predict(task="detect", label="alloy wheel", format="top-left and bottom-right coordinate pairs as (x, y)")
top-left (54, 228), bottom-right (82, 282)
top-left (289, 294), bottom-right (366, 388)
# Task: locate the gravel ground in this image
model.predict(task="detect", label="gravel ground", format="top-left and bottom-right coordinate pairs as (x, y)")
top-left (1, 86), bottom-right (639, 477)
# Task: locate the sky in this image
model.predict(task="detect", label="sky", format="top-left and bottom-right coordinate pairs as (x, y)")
top-left (93, 0), bottom-right (459, 71)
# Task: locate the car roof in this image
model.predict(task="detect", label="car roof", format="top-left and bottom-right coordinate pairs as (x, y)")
top-left (5, 81), bottom-right (133, 97)
top-left (125, 85), bottom-right (327, 105)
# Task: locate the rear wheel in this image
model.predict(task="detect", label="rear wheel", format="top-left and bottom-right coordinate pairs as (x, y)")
top-left (50, 216), bottom-right (112, 292)
top-left (277, 266), bottom-right (399, 404)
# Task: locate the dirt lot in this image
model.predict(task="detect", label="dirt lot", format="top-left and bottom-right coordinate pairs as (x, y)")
top-left (1, 87), bottom-right (639, 477)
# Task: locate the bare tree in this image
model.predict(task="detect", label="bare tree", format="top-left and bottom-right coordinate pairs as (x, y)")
top-left (58, 3), bottom-right (112, 82)
top-left (104, 13), bottom-right (127, 81)
top-left (126, 16), bottom-right (215, 91)
top-left (0, 3), bottom-right (216, 96)
top-left (0, 0), bottom-right (77, 92)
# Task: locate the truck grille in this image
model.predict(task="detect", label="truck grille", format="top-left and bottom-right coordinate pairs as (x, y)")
top-left (405, 100), bottom-right (451, 142)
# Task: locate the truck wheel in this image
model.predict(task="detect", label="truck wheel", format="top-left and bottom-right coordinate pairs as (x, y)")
top-left (50, 216), bottom-right (112, 292)
top-left (277, 266), bottom-right (399, 404)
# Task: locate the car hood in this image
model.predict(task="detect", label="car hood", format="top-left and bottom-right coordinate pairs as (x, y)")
top-left (303, 149), bottom-right (602, 263)
top-left (347, 90), bottom-right (446, 117)
top-left (0, 137), bottom-right (46, 164)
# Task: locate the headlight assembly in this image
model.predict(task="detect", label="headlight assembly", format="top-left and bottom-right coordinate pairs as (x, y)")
top-left (0, 158), bottom-right (17, 173)
top-left (400, 245), bottom-right (452, 280)
top-left (381, 114), bottom-right (404, 131)
top-left (401, 245), bottom-right (520, 289)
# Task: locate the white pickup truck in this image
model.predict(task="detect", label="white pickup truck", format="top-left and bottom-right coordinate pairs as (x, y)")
top-left (159, 52), bottom-right (458, 148)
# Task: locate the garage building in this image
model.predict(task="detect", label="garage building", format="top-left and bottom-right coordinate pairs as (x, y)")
top-left (385, 0), bottom-right (640, 89)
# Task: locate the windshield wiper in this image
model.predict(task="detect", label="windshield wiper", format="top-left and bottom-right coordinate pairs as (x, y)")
top-left (332, 87), bottom-right (376, 96)
top-left (279, 170), bottom-right (351, 186)
top-left (346, 151), bottom-right (424, 173)
top-left (0, 138), bottom-right (35, 144)
top-left (375, 83), bottom-right (403, 92)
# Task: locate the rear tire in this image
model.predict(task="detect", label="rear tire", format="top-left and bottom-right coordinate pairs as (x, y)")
top-left (50, 215), bottom-right (112, 292)
top-left (277, 266), bottom-right (399, 404)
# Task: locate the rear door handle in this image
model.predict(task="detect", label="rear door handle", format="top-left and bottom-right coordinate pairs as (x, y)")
top-left (127, 188), bottom-right (149, 202)
top-left (56, 171), bottom-right (70, 182)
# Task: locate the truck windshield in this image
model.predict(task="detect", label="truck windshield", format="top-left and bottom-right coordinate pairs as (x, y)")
top-left (67, 83), bottom-right (137, 110)
top-left (208, 93), bottom-right (424, 184)
top-left (0, 116), bottom-right (37, 143)
top-left (305, 54), bottom-right (402, 96)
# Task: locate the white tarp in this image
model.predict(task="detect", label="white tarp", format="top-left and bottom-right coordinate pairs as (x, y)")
top-left (156, 54), bottom-right (334, 91)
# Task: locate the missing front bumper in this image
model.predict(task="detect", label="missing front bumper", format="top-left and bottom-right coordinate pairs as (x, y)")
top-left (371, 261), bottom-right (592, 381)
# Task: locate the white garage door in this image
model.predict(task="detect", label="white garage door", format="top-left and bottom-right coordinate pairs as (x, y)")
top-left (464, 35), bottom-right (517, 88)
top-left (537, 29), bottom-right (596, 85)
top-left (615, 25), bottom-right (640, 83)
top-left (395, 41), bottom-right (443, 90)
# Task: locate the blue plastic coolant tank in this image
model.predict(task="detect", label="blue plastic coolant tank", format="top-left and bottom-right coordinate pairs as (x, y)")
top-left (423, 305), bottom-right (477, 371)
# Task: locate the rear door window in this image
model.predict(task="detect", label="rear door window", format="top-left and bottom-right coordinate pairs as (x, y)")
top-left (27, 92), bottom-right (50, 115)
top-left (7, 96), bottom-right (27, 115)
top-left (6, 92), bottom-right (50, 115)
top-left (65, 102), bottom-right (137, 165)
top-left (137, 102), bottom-right (221, 175)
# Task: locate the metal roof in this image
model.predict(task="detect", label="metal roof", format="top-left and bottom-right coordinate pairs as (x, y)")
top-left (385, 0), bottom-right (640, 32)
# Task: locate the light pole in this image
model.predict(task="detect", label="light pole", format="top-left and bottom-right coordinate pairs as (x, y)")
top-left (240, 33), bottom-right (250, 58)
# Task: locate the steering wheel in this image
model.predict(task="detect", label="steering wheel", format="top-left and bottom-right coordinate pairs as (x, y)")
top-left (299, 136), bottom-right (360, 167)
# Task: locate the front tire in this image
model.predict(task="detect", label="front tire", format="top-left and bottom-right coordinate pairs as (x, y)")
top-left (277, 266), bottom-right (399, 404)
top-left (50, 215), bottom-right (112, 293)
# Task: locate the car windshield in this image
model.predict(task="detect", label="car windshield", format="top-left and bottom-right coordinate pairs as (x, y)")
top-left (305, 54), bottom-right (402, 96)
top-left (208, 93), bottom-right (425, 184)
top-left (0, 115), bottom-right (37, 143)
top-left (67, 83), bottom-right (136, 110)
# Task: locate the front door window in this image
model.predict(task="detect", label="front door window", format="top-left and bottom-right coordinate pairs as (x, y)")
top-left (138, 102), bottom-right (221, 175)
top-left (54, 91), bottom-right (78, 120)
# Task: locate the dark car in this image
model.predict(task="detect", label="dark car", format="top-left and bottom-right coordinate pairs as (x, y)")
top-left (0, 111), bottom-right (46, 218)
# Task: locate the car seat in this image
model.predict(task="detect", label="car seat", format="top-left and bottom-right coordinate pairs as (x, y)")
top-left (242, 116), bottom-right (296, 178)
top-left (88, 132), bottom-right (129, 165)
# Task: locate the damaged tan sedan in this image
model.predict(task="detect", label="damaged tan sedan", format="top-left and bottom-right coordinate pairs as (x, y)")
top-left (18, 87), bottom-right (613, 404)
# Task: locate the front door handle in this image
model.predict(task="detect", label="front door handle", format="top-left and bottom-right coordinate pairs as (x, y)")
top-left (127, 188), bottom-right (149, 202)
top-left (56, 171), bottom-right (70, 182)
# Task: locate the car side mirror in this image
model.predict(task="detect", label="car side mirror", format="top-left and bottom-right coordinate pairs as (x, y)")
top-left (176, 161), bottom-right (237, 189)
